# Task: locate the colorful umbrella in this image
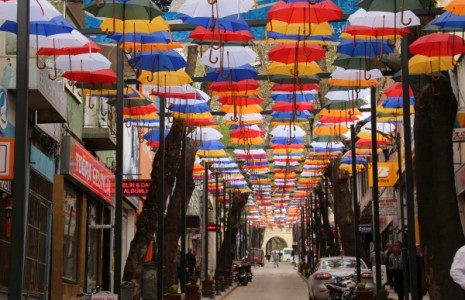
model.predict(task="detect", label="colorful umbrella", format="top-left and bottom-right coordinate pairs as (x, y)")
top-left (268, 61), bottom-right (322, 76)
top-left (62, 69), bottom-right (117, 84)
top-left (84, 0), bottom-right (162, 21)
top-left (268, 0), bottom-right (343, 24)
top-left (408, 54), bottom-right (456, 74)
top-left (130, 49), bottom-right (187, 72)
top-left (337, 39), bottom-right (395, 57)
top-left (268, 43), bottom-right (326, 63)
top-left (177, 0), bottom-right (255, 19)
top-left (189, 27), bottom-right (253, 43)
top-left (205, 65), bottom-right (258, 82)
top-left (201, 46), bottom-right (257, 68)
top-left (138, 69), bottom-right (193, 86)
top-left (409, 32), bottom-right (465, 57)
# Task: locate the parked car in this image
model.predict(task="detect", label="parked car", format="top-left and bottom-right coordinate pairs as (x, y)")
top-left (248, 248), bottom-right (265, 266)
top-left (308, 256), bottom-right (374, 300)
top-left (281, 247), bottom-right (293, 262)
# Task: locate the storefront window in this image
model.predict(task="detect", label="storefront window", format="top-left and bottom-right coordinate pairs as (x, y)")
top-left (86, 201), bottom-right (101, 291)
top-left (5, 32), bottom-right (17, 55)
top-left (62, 186), bottom-right (79, 282)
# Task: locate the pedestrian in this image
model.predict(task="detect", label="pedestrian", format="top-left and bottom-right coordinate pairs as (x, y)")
top-left (450, 245), bottom-right (465, 290)
top-left (272, 251), bottom-right (279, 268)
top-left (384, 243), bottom-right (395, 288)
top-left (266, 250), bottom-right (271, 262)
top-left (369, 248), bottom-right (386, 269)
top-left (389, 242), bottom-right (404, 300)
top-left (416, 245), bottom-right (427, 298)
top-left (186, 248), bottom-right (196, 278)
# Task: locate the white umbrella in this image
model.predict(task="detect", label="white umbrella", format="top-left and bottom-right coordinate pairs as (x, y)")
top-left (361, 122), bottom-right (396, 133)
top-left (31, 30), bottom-right (89, 49)
top-left (223, 113), bottom-right (264, 123)
top-left (56, 53), bottom-right (111, 72)
top-left (325, 88), bottom-right (371, 101)
top-left (0, 0), bottom-right (62, 22)
top-left (177, 0), bottom-right (255, 19)
top-left (234, 148), bottom-right (267, 156)
top-left (201, 46), bottom-right (257, 68)
top-left (274, 161), bottom-right (300, 167)
top-left (330, 67), bottom-right (384, 80)
top-left (348, 8), bottom-right (421, 28)
top-left (188, 127), bottom-right (223, 141)
top-left (270, 125), bottom-right (306, 138)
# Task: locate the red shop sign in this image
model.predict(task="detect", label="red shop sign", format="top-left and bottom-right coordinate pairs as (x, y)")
top-left (61, 137), bottom-right (115, 204)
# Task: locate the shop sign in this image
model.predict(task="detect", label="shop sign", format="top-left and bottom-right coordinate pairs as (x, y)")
top-left (456, 163), bottom-right (465, 196)
top-left (358, 224), bottom-right (372, 235)
top-left (368, 162), bottom-right (398, 187)
top-left (0, 137), bottom-right (14, 180)
top-left (123, 179), bottom-right (151, 196)
top-left (379, 197), bottom-right (398, 216)
top-left (91, 293), bottom-right (118, 300)
top-left (61, 136), bottom-right (114, 204)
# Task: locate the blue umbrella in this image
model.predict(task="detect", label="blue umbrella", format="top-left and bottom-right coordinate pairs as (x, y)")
top-left (272, 137), bottom-right (305, 144)
top-left (129, 49), bottom-right (186, 72)
top-left (197, 140), bottom-right (226, 150)
top-left (382, 96), bottom-right (415, 108)
top-left (432, 11), bottom-right (465, 29)
top-left (169, 103), bottom-right (211, 114)
top-left (108, 30), bottom-right (172, 44)
top-left (271, 110), bottom-right (312, 120)
top-left (337, 39), bottom-right (395, 57)
top-left (177, 14), bottom-right (250, 31)
top-left (271, 93), bottom-right (315, 102)
top-left (0, 15), bottom-right (74, 36)
top-left (205, 64), bottom-right (258, 82)
top-left (341, 157), bottom-right (367, 165)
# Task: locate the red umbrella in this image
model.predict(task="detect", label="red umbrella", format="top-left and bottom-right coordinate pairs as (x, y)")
top-left (409, 32), bottom-right (465, 57)
top-left (271, 83), bottom-right (319, 92)
top-left (36, 39), bottom-right (101, 56)
top-left (217, 96), bottom-right (263, 106)
top-left (209, 79), bottom-right (260, 92)
top-left (318, 115), bottom-right (359, 123)
top-left (62, 69), bottom-right (117, 84)
top-left (272, 101), bottom-right (315, 112)
top-left (230, 127), bottom-right (265, 139)
top-left (268, 43), bottom-right (326, 63)
top-left (343, 25), bottom-right (411, 37)
top-left (268, 0), bottom-right (343, 24)
top-left (383, 82), bottom-right (414, 97)
top-left (189, 26), bottom-right (254, 43)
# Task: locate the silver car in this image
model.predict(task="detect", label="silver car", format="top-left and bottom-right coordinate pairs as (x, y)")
top-left (308, 256), bottom-right (374, 300)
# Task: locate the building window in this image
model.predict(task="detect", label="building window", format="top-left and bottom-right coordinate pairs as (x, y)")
top-left (86, 201), bottom-right (102, 292)
top-left (62, 185), bottom-right (79, 282)
top-left (5, 32), bottom-right (16, 55)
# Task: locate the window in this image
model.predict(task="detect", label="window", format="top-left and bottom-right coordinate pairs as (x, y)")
top-left (4, 32), bottom-right (16, 55)
top-left (62, 185), bottom-right (79, 282)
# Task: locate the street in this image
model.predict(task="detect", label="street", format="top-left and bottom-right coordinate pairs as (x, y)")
top-left (222, 261), bottom-right (308, 300)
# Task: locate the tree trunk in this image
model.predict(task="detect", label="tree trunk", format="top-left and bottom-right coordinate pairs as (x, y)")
top-left (315, 182), bottom-right (335, 257)
top-left (122, 119), bottom-right (185, 299)
top-left (215, 191), bottom-right (249, 277)
top-left (412, 75), bottom-right (465, 299)
top-left (333, 169), bottom-right (356, 256)
top-left (162, 139), bottom-right (198, 291)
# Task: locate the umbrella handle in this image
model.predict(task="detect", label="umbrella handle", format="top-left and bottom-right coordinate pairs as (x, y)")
top-left (95, 0), bottom-right (106, 8)
top-left (125, 121), bottom-right (132, 128)
top-left (48, 55), bottom-right (58, 80)
top-left (208, 0), bottom-right (217, 4)
top-left (364, 68), bottom-right (372, 81)
top-left (431, 76), bottom-right (441, 96)
top-left (146, 71), bottom-right (154, 83)
top-left (400, 1), bottom-right (412, 26)
top-left (36, 55), bottom-right (46, 70)
top-left (105, 10), bottom-right (116, 36)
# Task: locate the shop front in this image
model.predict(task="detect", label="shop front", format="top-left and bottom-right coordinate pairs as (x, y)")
top-left (51, 136), bottom-right (115, 299)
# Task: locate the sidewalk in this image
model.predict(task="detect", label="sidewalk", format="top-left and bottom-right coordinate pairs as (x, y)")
top-left (199, 281), bottom-right (237, 300)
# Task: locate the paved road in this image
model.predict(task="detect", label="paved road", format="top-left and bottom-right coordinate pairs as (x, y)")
top-left (222, 261), bottom-right (309, 300)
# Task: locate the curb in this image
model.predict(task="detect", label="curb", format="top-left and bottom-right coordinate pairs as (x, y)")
top-left (199, 284), bottom-right (238, 300)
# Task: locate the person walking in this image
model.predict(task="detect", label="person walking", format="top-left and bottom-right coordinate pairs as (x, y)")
top-left (450, 245), bottom-right (465, 290)
top-left (272, 251), bottom-right (279, 268)
top-left (384, 243), bottom-right (395, 288)
top-left (186, 248), bottom-right (196, 278)
top-left (389, 242), bottom-right (404, 300)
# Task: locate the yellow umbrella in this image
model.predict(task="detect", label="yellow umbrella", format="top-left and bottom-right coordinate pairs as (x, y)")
top-left (230, 137), bottom-right (265, 145)
top-left (138, 69), bottom-right (192, 86)
top-left (172, 111), bottom-right (213, 120)
top-left (319, 108), bottom-right (361, 117)
top-left (339, 164), bottom-right (365, 174)
top-left (313, 124), bottom-right (350, 135)
top-left (100, 16), bottom-right (170, 34)
top-left (357, 131), bottom-right (392, 141)
top-left (220, 104), bottom-right (263, 114)
top-left (271, 148), bottom-right (304, 155)
top-left (444, 0), bottom-right (465, 15)
top-left (266, 20), bottom-right (333, 36)
top-left (328, 78), bottom-right (379, 87)
top-left (339, 33), bottom-right (399, 40)
top-left (268, 61), bottom-right (322, 76)
top-left (377, 106), bottom-right (414, 114)
top-left (197, 149), bottom-right (228, 157)
top-left (270, 120), bottom-right (308, 126)
top-left (212, 90), bottom-right (260, 97)
top-left (409, 54), bottom-right (456, 74)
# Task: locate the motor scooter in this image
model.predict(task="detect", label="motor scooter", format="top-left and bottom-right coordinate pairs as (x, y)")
top-left (324, 274), bottom-right (356, 300)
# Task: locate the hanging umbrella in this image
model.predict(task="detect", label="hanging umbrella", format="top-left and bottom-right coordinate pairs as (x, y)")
top-left (189, 27), bottom-right (253, 43)
top-left (270, 125), bottom-right (306, 138)
top-left (271, 83), bottom-right (319, 92)
top-left (55, 53), bottom-right (111, 72)
top-left (268, 43), bottom-right (326, 63)
top-left (332, 54), bottom-right (385, 70)
top-left (130, 49), bottom-right (187, 72)
top-left (431, 11), bottom-right (465, 30)
top-left (205, 65), bottom-right (258, 82)
top-left (84, 0), bottom-right (162, 21)
top-left (0, 0), bottom-right (62, 22)
top-left (177, 0), bottom-right (255, 19)
top-left (220, 104), bottom-right (263, 114)
top-left (331, 67), bottom-right (384, 80)
top-left (36, 39), bottom-right (101, 56)
top-left (408, 54), bottom-right (456, 74)
top-left (31, 29), bottom-right (90, 49)
top-left (266, 19), bottom-right (333, 36)
top-left (138, 69), bottom-right (193, 86)
top-left (108, 30), bottom-right (172, 45)
top-left (271, 110), bottom-right (312, 122)
top-left (62, 69), bottom-right (117, 84)
top-left (342, 25), bottom-right (411, 38)
top-left (0, 16), bottom-right (75, 36)
top-left (209, 79), bottom-right (260, 92)
top-left (266, 31), bottom-right (333, 44)
top-left (143, 128), bottom-right (169, 148)
top-left (269, 74), bottom-right (320, 84)
top-left (268, 61), bottom-right (322, 76)
top-left (267, 0), bottom-right (343, 24)
top-left (347, 8), bottom-right (421, 28)
top-left (409, 32), bottom-right (465, 57)
top-left (217, 96), bottom-right (263, 106)
top-left (357, 0), bottom-right (425, 12)
top-left (99, 16), bottom-right (169, 34)
top-left (169, 103), bottom-right (211, 114)
top-left (223, 113), bottom-right (265, 125)
top-left (188, 127), bottom-right (223, 141)
top-left (444, 0), bottom-right (465, 16)
top-left (271, 93), bottom-right (315, 102)
top-left (271, 101), bottom-right (315, 112)
top-left (325, 88), bottom-right (371, 100)
top-left (324, 98), bottom-right (367, 109)
top-left (201, 46), bottom-right (257, 68)
top-left (178, 13), bottom-right (250, 31)
top-left (383, 82), bottom-right (414, 97)
top-left (337, 39), bottom-right (395, 57)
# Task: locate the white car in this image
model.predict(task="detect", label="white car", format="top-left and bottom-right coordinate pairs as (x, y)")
top-left (308, 256), bottom-right (374, 300)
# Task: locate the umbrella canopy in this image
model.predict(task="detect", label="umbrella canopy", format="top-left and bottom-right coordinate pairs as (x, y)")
top-left (62, 69), bottom-right (117, 84)
top-left (331, 67), bottom-right (384, 80)
top-left (409, 32), bottom-right (465, 56)
top-left (178, 13), bottom-right (250, 31)
top-left (348, 8), bottom-right (421, 28)
top-left (270, 125), bottom-right (306, 137)
top-left (55, 53), bottom-right (111, 72)
top-left (444, 0), bottom-right (465, 16)
top-left (266, 19), bottom-right (333, 36)
top-left (217, 96), bottom-right (263, 106)
top-left (0, 0), bottom-right (62, 22)
top-left (220, 104), bottom-right (263, 114)
top-left (130, 50), bottom-right (187, 72)
top-left (357, 0), bottom-right (426, 12)
top-left (268, 61), bottom-right (322, 76)
top-left (201, 46), bottom-right (257, 68)
top-left (268, 43), bottom-right (326, 63)
top-left (409, 54), bottom-right (456, 74)
top-left (205, 65), bottom-right (258, 82)
top-left (177, 0), bottom-right (255, 19)
top-left (209, 79), bottom-right (260, 92)
top-left (36, 39), bottom-right (100, 56)
top-left (332, 54), bottom-right (385, 70)
top-left (188, 127), bottom-right (223, 141)
top-left (267, 0), bottom-right (343, 24)
top-left (138, 69), bottom-right (193, 86)
top-left (189, 27), bottom-right (253, 43)
top-left (337, 39), bottom-right (395, 57)
top-left (84, 0), bottom-right (162, 20)
top-left (99, 16), bottom-right (169, 34)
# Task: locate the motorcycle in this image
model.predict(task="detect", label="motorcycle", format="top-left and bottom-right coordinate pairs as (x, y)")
top-left (324, 274), bottom-right (357, 300)
top-left (234, 261), bottom-right (253, 286)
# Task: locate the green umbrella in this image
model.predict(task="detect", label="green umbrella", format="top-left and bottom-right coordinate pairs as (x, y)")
top-left (324, 99), bottom-right (367, 110)
top-left (357, 0), bottom-right (426, 12)
top-left (391, 70), bottom-right (448, 83)
top-left (311, 135), bottom-right (344, 143)
top-left (268, 74), bottom-right (320, 84)
top-left (85, 0), bottom-right (162, 21)
top-left (332, 54), bottom-right (386, 70)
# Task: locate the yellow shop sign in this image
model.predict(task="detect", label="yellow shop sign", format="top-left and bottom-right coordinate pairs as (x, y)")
top-left (368, 162), bottom-right (398, 187)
